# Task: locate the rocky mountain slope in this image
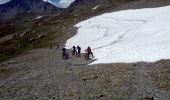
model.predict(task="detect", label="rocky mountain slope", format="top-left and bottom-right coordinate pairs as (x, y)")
top-left (0, 0), bottom-right (64, 20)
top-left (0, 0), bottom-right (170, 100)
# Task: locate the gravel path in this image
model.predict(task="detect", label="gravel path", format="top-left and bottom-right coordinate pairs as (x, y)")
top-left (0, 45), bottom-right (94, 100)
top-left (132, 62), bottom-right (170, 100)
top-left (0, 45), bottom-right (169, 100)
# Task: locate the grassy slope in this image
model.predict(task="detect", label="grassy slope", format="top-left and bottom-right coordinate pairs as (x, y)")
top-left (151, 60), bottom-right (170, 90)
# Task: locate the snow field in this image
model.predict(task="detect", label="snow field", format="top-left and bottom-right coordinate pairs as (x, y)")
top-left (66, 6), bottom-right (170, 64)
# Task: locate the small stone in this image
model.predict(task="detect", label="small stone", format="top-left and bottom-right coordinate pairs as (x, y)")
top-left (99, 94), bottom-right (104, 97)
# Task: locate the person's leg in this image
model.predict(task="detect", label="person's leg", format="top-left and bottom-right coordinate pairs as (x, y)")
top-left (62, 53), bottom-right (65, 59)
top-left (91, 52), bottom-right (94, 58)
top-left (72, 51), bottom-right (74, 56)
top-left (78, 51), bottom-right (80, 56)
top-left (87, 52), bottom-right (90, 60)
top-left (76, 51), bottom-right (78, 56)
top-left (84, 53), bottom-right (87, 59)
top-left (66, 53), bottom-right (69, 59)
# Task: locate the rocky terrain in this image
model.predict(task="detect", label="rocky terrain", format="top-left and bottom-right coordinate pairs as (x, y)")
top-left (0, 0), bottom-right (64, 20)
top-left (0, 41), bottom-right (169, 100)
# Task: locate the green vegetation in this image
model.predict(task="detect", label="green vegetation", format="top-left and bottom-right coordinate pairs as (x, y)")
top-left (0, 66), bottom-right (18, 79)
top-left (151, 60), bottom-right (170, 90)
top-left (0, 15), bottom-right (68, 62)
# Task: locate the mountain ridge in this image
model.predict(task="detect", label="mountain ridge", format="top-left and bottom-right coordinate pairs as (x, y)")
top-left (0, 0), bottom-right (64, 20)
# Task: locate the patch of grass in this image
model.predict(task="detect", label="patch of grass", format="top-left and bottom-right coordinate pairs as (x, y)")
top-left (0, 53), bottom-right (15, 62)
top-left (151, 60), bottom-right (170, 90)
top-left (0, 66), bottom-right (19, 79)
top-left (0, 16), bottom-right (66, 62)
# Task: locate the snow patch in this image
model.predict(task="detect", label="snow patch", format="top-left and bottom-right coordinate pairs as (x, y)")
top-left (66, 6), bottom-right (170, 64)
top-left (92, 5), bottom-right (100, 10)
top-left (34, 16), bottom-right (43, 19)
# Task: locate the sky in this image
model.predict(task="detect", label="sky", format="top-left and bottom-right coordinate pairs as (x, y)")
top-left (0, 0), bottom-right (75, 8)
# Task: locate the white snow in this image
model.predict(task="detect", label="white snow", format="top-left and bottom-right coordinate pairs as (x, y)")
top-left (43, 0), bottom-right (75, 8)
top-left (66, 6), bottom-right (170, 64)
top-left (56, 0), bottom-right (75, 8)
top-left (92, 5), bottom-right (100, 10)
top-left (34, 16), bottom-right (43, 19)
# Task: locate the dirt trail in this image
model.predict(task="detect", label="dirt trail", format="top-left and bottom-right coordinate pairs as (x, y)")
top-left (0, 46), bottom-right (93, 100)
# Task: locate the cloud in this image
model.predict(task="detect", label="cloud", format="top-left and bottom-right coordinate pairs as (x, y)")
top-left (44, 0), bottom-right (75, 8)
top-left (0, 0), bottom-right (11, 4)
top-left (56, 0), bottom-right (75, 8)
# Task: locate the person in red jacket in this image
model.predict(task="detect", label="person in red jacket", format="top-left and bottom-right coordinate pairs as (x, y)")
top-left (86, 46), bottom-right (94, 60)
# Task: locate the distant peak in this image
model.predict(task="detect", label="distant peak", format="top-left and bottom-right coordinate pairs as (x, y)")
top-left (0, 0), bottom-right (11, 4)
top-left (43, 0), bottom-right (75, 8)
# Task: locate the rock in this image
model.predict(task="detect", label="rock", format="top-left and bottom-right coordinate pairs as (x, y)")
top-left (82, 75), bottom-right (98, 81)
top-left (37, 34), bottom-right (45, 39)
top-left (29, 38), bottom-right (35, 42)
top-left (19, 32), bottom-right (27, 37)
top-left (144, 96), bottom-right (154, 100)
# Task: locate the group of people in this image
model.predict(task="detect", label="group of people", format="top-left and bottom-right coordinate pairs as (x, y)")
top-left (72, 45), bottom-right (81, 57)
top-left (62, 46), bottom-right (94, 60)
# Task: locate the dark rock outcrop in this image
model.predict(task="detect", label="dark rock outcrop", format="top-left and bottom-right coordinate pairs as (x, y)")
top-left (0, 0), bottom-right (64, 20)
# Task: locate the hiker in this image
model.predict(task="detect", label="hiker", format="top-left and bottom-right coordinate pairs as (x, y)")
top-left (65, 51), bottom-right (70, 59)
top-left (72, 46), bottom-right (77, 56)
top-left (62, 47), bottom-right (66, 59)
top-left (77, 45), bottom-right (81, 57)
top-left (85, 46), bottom-right (94, 60)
